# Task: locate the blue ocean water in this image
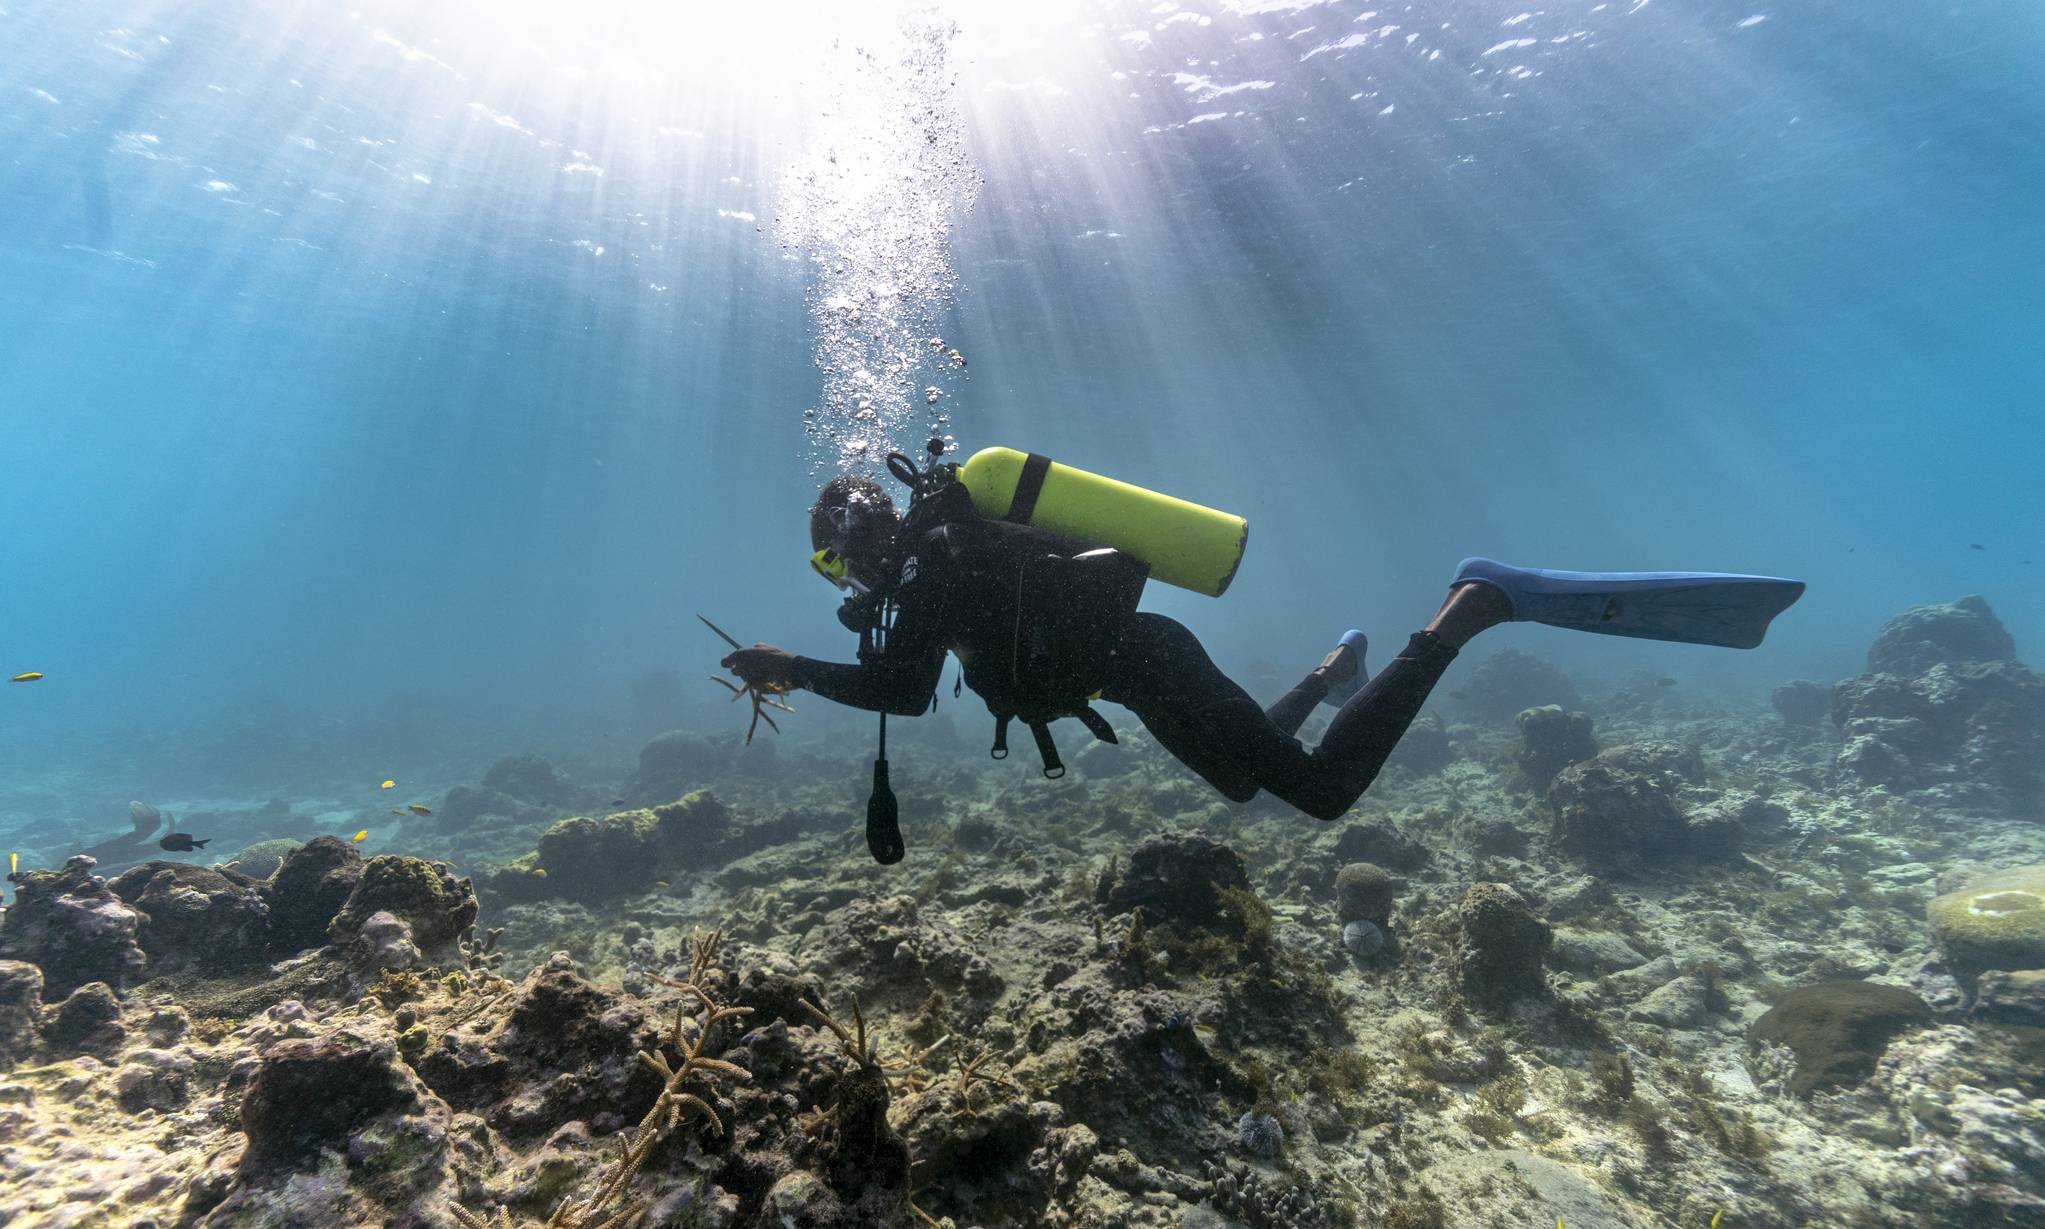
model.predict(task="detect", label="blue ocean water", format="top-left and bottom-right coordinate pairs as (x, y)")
top-left (1, 0), bottom-right (2039, 821)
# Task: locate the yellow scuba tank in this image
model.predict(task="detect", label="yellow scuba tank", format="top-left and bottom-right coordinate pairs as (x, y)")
top-left (956, 447), bottom-right (1248, 597)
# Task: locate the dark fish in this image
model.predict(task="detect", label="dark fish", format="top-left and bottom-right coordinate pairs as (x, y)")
top-left (1971, 543), bottom-right (1985, 551)
top-left (1656, 678), bottom-right (1678, 687)
top-left (611, 799), bottom-right (625, 807)
top-left (158, 833), bottom-right (210, 852)
top-left (1447, 691), bottom-right (1467, 701)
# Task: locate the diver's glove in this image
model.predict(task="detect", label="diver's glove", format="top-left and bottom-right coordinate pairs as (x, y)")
top-left (720, 644), bottom-right (798, 689)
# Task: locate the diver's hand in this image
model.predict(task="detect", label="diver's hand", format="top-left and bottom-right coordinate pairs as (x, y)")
top-left (721, 644), bottom-right (797, 689)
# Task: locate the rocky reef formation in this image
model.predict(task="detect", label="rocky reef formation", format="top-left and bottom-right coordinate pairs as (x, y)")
top-left (1515, 704), bottom-right (1599, 791)
top-left (5, 612), bottom-right (2045, 1229)
top-left (0, 856), bottom-right (150, 998)
top-left (1748, 981), bottom-right (1935, 1096)
top-left (482, 791), bottom-right (818, 908)
top-left (1548, 740), bottom-right (1778, 870)
top-left (1830, 595), bottom-right (2043, 810)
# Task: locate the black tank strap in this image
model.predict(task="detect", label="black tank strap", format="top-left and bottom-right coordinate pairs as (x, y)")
top-left (1075, 705), bottom-right (1118, 745)
top-left (1029, 721), bottom-right (1065, 779)
top-left (1006, 452), bottom-right (1053, 524)
top-left (990, 715), bottom-right (1011, 760)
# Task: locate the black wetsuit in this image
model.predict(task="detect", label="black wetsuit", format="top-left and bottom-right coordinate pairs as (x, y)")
top-left (786, 483), bottom-right (1459, 822)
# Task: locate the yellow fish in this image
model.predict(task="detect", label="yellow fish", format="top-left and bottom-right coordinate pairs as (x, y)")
top-left (9, 673), bottom-right (41, 682)
top-left (8, 853), bottom-right (15, 874)
top-left (380, 780), bottom-right (394, 789)
top-left (407, 805), bottom-right (431, 816)
top-left (1193, 1024), bottom-right (1216, 1034)
top-left (532, 868), bottom-right (547, 877)
top-left (351, 830), bottom-right (368, 843)
top-left (390, 810), bottom-right (406, 816)
top-left (1711, 1215), bottom-right (1722, 1228)
top-left (655, 880), bottom-right (669, 886)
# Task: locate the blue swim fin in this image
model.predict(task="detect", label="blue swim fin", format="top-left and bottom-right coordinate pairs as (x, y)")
top-left (1452, 558), bottom-right (1805, 650)
top-left (1320, 629), bottom-right (1370, 708)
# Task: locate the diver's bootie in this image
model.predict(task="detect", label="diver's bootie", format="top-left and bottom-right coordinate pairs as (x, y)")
top-left (1319, 629), bottom-right (1370, 708)
top-left (1451, 558), bottom-right (1806, 650)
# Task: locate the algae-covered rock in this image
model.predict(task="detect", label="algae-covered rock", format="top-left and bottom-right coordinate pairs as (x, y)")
top-left (263, 835), bottom-right (363, 955)
top-left (44, 980), bottom-right (126, 1056)
top-left (1972, 969), bottom-right (2045, 1029)
top-left (328, 855), bottom-right (477, 969)
top-left (1747, 980), bottom-right (1932, 1096)
top-left (1095, 831), bottom-right (1249, 932)
top-left (0, 960), bottom-right (43, 1061)
top-left (481, 752), bottom-right (590, 810)
top-left (1548, 743), bottom-right (1692, 868)
top-left (234, 1018), bottom-right (446, 1180)
top-left (1547, 740), bottom-right (1746, 869)
top-left (477, 790), bottom-right (796, 907)
top-left (1547, 927), bottom-right (1647, 975)
top-left (1927, 865), bottom-right (2045, 990)
top-left (107, 860), bottom-right (270, 976)
top-left (0, 855), bottom-right (150, 998)
top-left (1329, 820), bottom-right (1428, 872)
top-left (1515, 705), bottom-right (1598, 791)
top-left (1450, 882), bottom-right (1551, 1009)
top-left (1628, 974), bottom-right (1710, 1029)
top-left (1830, 601), bottom-right (2044, 804)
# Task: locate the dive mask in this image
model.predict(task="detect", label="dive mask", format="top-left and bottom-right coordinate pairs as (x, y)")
top-left (810, 502), bottom-right (871, 594)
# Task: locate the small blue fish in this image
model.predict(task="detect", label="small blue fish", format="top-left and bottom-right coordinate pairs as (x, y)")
top-left (809, 867), bottom-right (825, 877)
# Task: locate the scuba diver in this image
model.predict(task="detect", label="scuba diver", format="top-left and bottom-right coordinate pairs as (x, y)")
top-left (718, 443), bottom-right (1805, 864)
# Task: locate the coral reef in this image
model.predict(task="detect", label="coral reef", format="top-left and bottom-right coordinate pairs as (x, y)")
top-left (2, 593), bottom-right (2043, 1229)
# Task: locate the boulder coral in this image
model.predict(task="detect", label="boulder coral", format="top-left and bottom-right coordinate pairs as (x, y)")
top-left (1927, 864), bottom-right (2045, 993)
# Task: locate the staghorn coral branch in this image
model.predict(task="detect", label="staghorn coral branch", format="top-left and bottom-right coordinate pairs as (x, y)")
top-left (452, 927), bottom-right (748, 1229)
